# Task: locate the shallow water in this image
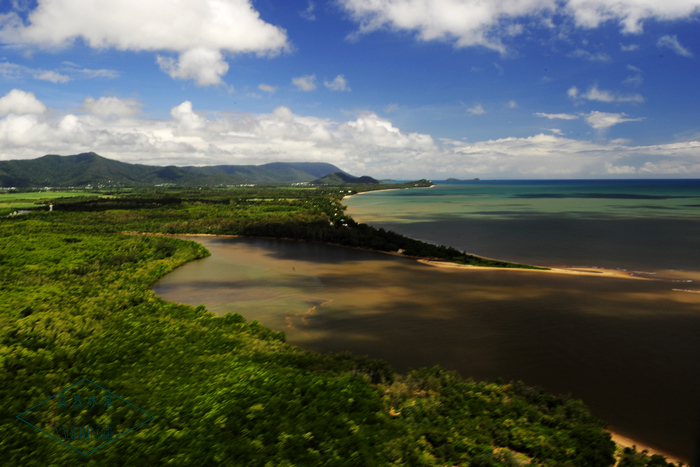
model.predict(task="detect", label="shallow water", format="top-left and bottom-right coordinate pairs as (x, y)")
top-left (155, 236), bottom-right (700, 462)
top-left (344, 180), bottom-right (700, 271)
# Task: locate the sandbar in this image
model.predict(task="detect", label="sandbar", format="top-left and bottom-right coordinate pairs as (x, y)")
top-left (126, 231), bottom-right (650, 281)
top-left (342, 184), bottom-right (435, 201)
top-left (608, 430), bottom-right (688, 465)
top-left (417, 259), bottom-right (649, 280)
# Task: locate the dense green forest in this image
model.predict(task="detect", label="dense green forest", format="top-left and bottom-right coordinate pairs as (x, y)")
top-left (310, 171), bottom-right (379, 185)
top-left (1, 185), bottom-right (686, 466)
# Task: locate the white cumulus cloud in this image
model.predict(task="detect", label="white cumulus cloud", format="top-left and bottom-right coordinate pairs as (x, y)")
top-left (0, 0), bottom-right (289, 85)
top-left (564, 1), bottom-right (700, 33)
top-left (1, 97), bottom-right (698, 178)
top-left (324, 75), bottom-right (351, 92)
top-left (170, 101), bottom-right (206, 132)
top-left (0, 89), bottom-right (47, 115)
top-left (339, 0), bottom-right (700, 52)
top-left (157, 48), bottom-right (230, 86)
top-left (292, 74), bottom-right (317, 91)
top-left (0, 114), bottom-right (51, 146)
top-left (340, 0), bottom-right (556, 52)
top-left (339, 113), bottom-right (436, 150)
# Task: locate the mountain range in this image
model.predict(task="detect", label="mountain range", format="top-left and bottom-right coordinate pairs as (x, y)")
top-left (0, 153), bottom-right (377, 187)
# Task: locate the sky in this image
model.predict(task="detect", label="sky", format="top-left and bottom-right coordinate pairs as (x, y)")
top-left (0, 0), bottom-right (699, 179)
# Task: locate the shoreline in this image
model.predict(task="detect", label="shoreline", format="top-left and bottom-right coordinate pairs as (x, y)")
top-left (125, 231), bottom-right (650, 281)
top-left (122, 231), bottom-right (243, 238)
top-left (417, 258), bottom-right (649, 280)
top-left (341, 184), bottom-right (436, 201)
top-left (608, 430), bottom-right (688, 465)
top-left (343, 187), bottom-right (650, 281)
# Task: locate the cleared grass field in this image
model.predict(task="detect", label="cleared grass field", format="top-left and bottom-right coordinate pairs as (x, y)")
top-left (0, 191), bottom-right (100, 214)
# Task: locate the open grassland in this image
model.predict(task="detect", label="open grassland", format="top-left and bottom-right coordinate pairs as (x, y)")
top-left (0, 191), bottom-right (101, 215)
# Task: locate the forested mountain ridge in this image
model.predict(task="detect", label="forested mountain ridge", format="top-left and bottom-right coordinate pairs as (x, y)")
top-left (0, 153), bottom-right (351, 187)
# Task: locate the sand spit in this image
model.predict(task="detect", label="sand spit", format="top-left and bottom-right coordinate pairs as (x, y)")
top-left (417, 259), bottom-right (649, 281)
top-left (608, 430), bottom-right (688, 465)
top-left (125, 231), bottom-right (649, 281)
top-left (342, 184), bottom-right (435, 201)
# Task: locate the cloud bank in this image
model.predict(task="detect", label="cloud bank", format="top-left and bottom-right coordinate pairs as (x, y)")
top-left (81, 96), bottom-right (142, 118)
top-left (0, 90), bottom-right (697, 179)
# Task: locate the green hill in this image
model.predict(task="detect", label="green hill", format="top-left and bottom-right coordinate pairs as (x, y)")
top-left (0, 153), bottom-right (348, 187)
top-left (310, 171), bottom-right (379, 185)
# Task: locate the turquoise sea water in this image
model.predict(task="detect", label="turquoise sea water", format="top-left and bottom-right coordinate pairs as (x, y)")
top-left (345, 179), bottom-right (700, 272)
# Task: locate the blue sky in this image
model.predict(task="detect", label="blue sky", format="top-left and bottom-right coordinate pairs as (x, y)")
top-left (0, 0), bottom-right (699, 179)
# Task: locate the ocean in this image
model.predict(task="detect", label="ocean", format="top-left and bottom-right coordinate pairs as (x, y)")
top-left (344, 179), bottom-right (700, 272)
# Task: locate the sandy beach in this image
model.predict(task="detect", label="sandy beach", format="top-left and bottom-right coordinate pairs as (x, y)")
top-left (341, 184), bottom-right (435, 201)
top-left (417, 258), bottom-right (650, 280)
top-left (126, 230), bottom-right (654, 282)
top-left (343, 187), bottom-right (661, 281)
top-left (608, 430), bottom-right (688, 465)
